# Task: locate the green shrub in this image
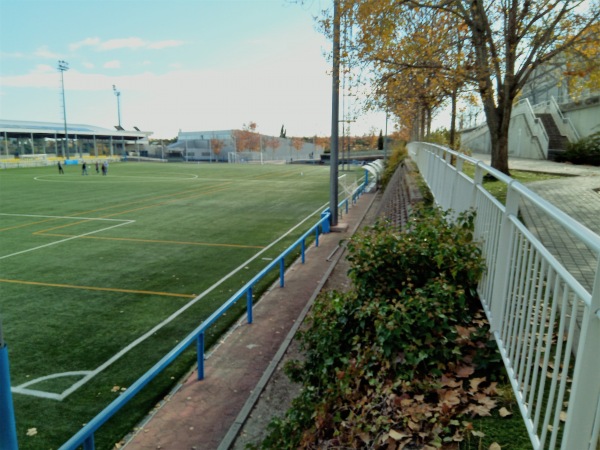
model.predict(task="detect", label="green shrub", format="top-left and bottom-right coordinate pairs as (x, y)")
top-left (253, 207), bottom-right (506, 449)
top-left (380, 142), bottom-right (407, 188)
top-left (556, 132), bottom-right (600, 165)
top-left (347, 206), bottom-right (483, 303)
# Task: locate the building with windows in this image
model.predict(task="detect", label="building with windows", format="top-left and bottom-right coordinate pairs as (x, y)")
top-left (167, 130), bottom-right (323, 163)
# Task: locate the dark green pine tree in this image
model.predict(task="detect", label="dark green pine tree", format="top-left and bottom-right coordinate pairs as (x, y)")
top-left (377, 130), bottom-right (384, 150)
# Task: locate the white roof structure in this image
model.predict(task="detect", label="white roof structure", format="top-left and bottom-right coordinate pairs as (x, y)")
top-left (0, 119), bottom-right (150, 141)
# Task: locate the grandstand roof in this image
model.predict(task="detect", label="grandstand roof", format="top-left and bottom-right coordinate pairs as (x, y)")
top-left (0, 119), bottom-right (151, 141)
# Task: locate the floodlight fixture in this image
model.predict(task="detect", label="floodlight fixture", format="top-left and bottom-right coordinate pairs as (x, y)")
top-left (58, 60), bottom-right (69, 158)
top-left (113, 84), bottom-right (122, 128)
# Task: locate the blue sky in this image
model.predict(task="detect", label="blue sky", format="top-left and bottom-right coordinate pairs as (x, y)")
top-left (0, 0), bottom-right (385, 139)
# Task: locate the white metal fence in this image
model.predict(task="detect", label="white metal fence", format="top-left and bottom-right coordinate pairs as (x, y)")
top-left (408, 142), bottom-right (600, 450)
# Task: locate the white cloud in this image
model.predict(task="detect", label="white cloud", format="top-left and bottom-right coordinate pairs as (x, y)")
top-left (68, 37), bottom-right (184, 52)
top-left (34, 45), bottom-right (60, 59)
top-left (99, 37), bottom-right (146, 51)
top-left (147, 40), bottom-right (185, 50)
top-left (82, 62), bottom-right (95, 69)
top-left (33, 64), bottom-right (55, 73)
top-left (69, 37), bottom-right (101, 51)
top-left (0, 51), bottom-right (25, 58)
top-left (103, 60), bottom-right (121, 69)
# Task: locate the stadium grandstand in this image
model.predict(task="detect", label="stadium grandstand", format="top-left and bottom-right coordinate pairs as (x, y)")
top-left (0, 119), bottom-right (151, 161)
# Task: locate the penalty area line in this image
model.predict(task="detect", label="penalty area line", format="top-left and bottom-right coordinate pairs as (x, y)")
top-left (16, 202), bottom-right (328, 400)
top-left (0, 220), bottom-right (134, 260)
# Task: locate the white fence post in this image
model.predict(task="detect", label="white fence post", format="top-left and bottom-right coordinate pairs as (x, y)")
top-left (409, 142), bottom-right (600, 449)
top-left (489, 182), bottom-right (519, 332)
top-left (560, 261), bottom-right (600, 449)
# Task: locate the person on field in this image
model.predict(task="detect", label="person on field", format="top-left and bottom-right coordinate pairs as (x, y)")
top-left (102, 161), bottom-right (108, 175)
top-left (95, 161), bottom-right (99, 174)
top-left (58, 161), bottom-right (64, 174)
top-left (82, 162), bottom-right (88, 175)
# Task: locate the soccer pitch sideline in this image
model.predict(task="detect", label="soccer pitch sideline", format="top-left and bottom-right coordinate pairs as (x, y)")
top-left (0, 161), bottom-right (348, 449)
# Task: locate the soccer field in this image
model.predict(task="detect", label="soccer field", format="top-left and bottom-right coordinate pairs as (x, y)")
top-left (0, 161), bottom-right (353, 449)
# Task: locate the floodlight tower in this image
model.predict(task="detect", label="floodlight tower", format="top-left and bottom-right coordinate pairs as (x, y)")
top-left (113, 84), bottom-right (122, 129)
top-left (58, 60), bottom-right (69, 159)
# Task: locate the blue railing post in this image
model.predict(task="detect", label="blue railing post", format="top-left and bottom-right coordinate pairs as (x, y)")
top-left (345, 199), bottom-right (349, 214)
top-left (246, 288), bottom-right (253, 324)
top-left (279, 259), bottom-right (285, 287)
top-left (0, 343), bottom-right (18, 450)
top-left (320, 210), bottom-right (330, 233)
top-left (301, 239), bottom-right (306, 263)
top-left (197, 332), bottom-right (205, 380)
top-left (315, 228), bottom-right (320, 247)
top-left (364, 169), bottom-right (368, 186)
top-left (83, 435), bottom-right (95, 450)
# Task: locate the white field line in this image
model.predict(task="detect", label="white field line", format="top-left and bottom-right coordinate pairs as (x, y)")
top-left (0, 213), bottom-right (134, 260)
top-left (12, 203), bottom-right (329, 400)
top-left (33, 174), bottom-right (199, 182)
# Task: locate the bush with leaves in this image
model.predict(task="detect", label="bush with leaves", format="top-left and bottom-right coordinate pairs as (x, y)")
top-left (347, 207), bottom-right (483, 302)
top-left (555, 131), bottom-right (600, 166)
top-left (380, 142), bottom-right (408, 188)
top-left (253, 206), bottom-right (505, 449)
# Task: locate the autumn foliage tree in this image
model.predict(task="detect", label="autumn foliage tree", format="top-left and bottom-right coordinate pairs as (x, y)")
top-left (263, 136), bottom-right (281, 159)
top-left (291, 137), bottom-right (304, 155)
top-left (232, 121), bottom-right (261, 152)
top-left (324, 0), bottom-right (600, 174)
top-left (210, 138), bottom-right (224, 161)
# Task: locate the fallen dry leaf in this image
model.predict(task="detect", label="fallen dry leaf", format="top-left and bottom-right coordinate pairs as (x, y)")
top-left (456, 364), bottom-right (475, 378)
top-left (389, 429), bottom-right (409, 441)
top-left (499, 407), bottom-right (512, 418)
top-left (469, 377), bottom-right (486, 392)
top-left (26, 428), bottom-right (37, 436)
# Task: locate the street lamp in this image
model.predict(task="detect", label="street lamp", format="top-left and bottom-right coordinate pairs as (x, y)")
top-left (113, 85), bottom-right (122, 129)
top-left (58, 60), bottom-right (69, 159)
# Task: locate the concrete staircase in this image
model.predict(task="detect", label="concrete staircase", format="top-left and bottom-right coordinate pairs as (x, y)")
top-left (536, 113), bottom-right (569, 160)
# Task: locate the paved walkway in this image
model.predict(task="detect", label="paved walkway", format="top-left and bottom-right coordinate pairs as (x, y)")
top-left (122, 192), bottom-right (378, 450)
top-left (473, 154), bottom-right (600, 291)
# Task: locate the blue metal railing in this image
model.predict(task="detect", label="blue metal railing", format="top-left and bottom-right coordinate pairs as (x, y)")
top-left (0, 343), bottom-right (19, 450)
top-left (57, 180), bottom-right (367, 450)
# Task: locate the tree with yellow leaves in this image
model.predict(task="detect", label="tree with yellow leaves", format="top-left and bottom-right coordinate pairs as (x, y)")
top-left (323, 0), bottom-right (600, 174)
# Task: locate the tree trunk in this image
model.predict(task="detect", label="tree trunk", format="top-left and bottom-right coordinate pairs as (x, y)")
top-left (488, 106), bottom-right (511, 175)
top-left (449, 85), bottom-right (457, 148)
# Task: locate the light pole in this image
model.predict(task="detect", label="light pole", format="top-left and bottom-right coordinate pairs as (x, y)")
top-left (58, 60), bottom-right (69, 159)
top-left (329, 0), bottom-right (340, 227)
top-left (112, 85), bottom-right (122, 129)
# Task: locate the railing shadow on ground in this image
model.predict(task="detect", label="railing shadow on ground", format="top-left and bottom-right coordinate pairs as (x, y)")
top-left (55, 181), bottom-right (368, 450)
top-left (408, 141), bottom-right (600, 450)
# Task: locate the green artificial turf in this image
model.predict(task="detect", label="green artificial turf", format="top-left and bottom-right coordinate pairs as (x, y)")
top-left (0, 161), bottom-right (363, 449)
